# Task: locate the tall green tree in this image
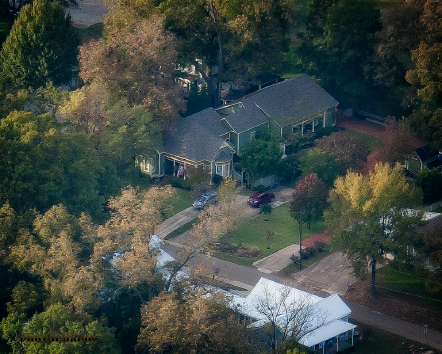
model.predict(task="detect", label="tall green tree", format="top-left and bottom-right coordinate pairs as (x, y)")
top-left (326, 163), bottom-right (423, 296)
top-left (0, 0), bottom-right (77, 29)
top-left (298, 148), bottom-right (340, 187)
top-left (0, 0), bottom-right (79, 90)
top-left (0, 111), bottom-right (116, 221)
top-left (298, 0), bottom-right (381, 102)
top-left (415, 166), bottom-right (442, 204)
top-left (240, 133), bottom-right (282, 182)
top-left (105, 0), bottom-right (293, 105)
top-left (1, 303), bottom-right (121, 354)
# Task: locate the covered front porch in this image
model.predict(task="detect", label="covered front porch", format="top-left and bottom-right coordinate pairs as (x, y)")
top-left (300, 321), bottom-right (357, 354)
top-left (163, 154), bottom-right (201, 180)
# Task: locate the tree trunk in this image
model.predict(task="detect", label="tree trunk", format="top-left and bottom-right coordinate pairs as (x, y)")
top-left (207, 0), bottom-right (224, 107)
top-left (195, 60), bottom-right (221, 107)
top-left (207, 0), bottom-right (225, 74)
top-left (371, 258), bottom-right (377, 297)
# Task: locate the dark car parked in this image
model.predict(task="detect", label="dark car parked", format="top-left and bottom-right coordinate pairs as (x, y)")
top-left (247, 192), bottom-right (275, 207)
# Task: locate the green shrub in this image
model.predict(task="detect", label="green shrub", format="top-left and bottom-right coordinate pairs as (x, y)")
top-left (212, 174), bottom-right (223, 185)
top-left (260, 204), bottom-right (272, 214)
top-left (168, 176), bottom-right (192, 190)
top-left (255, 184), bottom-right (266, 192)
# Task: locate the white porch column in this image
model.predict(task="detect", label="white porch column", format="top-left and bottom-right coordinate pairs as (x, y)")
top-left (322, 341), bottom-right (325, 354)
top-left (312, 119), bottom-right (315, 133)
top-left (301, 122), bottom-right (304, 136)
top-left (323, 112), bottom-right (326, 127)
top-left (352, 329), bottom-right (354, 346)
top-left (183, 162), bottom-right (187, 180)
top-left (337, 335), bottom-right (339, 352)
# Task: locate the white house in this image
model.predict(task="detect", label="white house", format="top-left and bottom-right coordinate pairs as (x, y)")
top-left (229, 277), bottom-right (357, 353)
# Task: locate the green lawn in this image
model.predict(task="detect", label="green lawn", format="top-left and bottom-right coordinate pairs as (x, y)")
top-left (216, 203), bottom-right (325, 266)
top-left (162, 188), bottom-right (194, 219)
top-left (348, 321), bottom-right (426, 354)
top-left (345, 129), bottom-right (384, 153)
top-left (377, 263), bottom-right (442, 312)
top-left (165, 218), bottom-right (198, 240)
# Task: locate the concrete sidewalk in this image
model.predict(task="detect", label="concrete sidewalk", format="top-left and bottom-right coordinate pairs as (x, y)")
top-left (253, 243), bottom-right (301, 273)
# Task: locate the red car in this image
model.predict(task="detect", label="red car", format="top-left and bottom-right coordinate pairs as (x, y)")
top-left (247, 192), bottom-right (275, 207)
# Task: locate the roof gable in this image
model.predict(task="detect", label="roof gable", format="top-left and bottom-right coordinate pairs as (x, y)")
top-left (219, 101), bottom-right (269, 133)
top-left (218, 75), bottom-right (338, 132)
top-left (247, 75), bottom-right (338, 126)
top-left (164, 108), bottom-right (233, 162)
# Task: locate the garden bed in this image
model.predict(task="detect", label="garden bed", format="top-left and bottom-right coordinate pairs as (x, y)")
top-left (209, 242), bottom-right (262, 258)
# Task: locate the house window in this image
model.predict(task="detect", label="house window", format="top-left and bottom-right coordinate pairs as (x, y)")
top-left (250, 131), bottom-right (256, 140)
top-left (144, 160), bottom-right (150, 173)
top-left (224, 163), bottom-right (229, 177)
top-left (216, 165), bottom-right (222, 175)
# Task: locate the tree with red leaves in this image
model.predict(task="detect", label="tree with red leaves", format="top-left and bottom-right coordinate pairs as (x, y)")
top-left (290, 173), bottom-right (329, 230)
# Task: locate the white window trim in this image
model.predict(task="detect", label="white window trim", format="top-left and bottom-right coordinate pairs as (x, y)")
top-left (215, 162), bottom-right (230, 177)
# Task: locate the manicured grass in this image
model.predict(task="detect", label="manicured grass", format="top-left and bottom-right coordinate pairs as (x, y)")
top-left (165, 219), bottom-right (198, 240)
top-left (216, 204), bottom-right (325, 266)
top-left (345, 129), bottom-right (384, 153)
top-left (349, 320), bottom-right (425, 354)
top-left (377, 263), bottom-right (442, 312)
top-left (279, 245), bottom-right (331, 276)
top-left (162, 188), bottom-right (194, 219)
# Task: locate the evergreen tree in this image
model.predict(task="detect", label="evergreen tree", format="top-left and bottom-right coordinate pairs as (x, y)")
top-left (0, 0), bottom-right (79, 90)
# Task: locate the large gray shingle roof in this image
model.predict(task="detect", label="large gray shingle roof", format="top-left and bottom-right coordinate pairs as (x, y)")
top-left (248, 75), bottom-right (338, 126)
top-left (221, 101), bottom-right (268, 133)
top-left (222, 75), bottom-right (338, 130)
top-left (164, 108), bottom-right (233, 162)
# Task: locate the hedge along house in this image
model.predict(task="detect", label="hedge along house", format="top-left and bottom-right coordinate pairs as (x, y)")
top-left (137, 75), bottom-right (338, 179)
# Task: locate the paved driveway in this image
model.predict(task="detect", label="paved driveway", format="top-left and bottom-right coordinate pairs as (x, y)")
top-left (291, 252), bottom-right (356, 295)
top-left (67, 0), bottom-right (108, 28)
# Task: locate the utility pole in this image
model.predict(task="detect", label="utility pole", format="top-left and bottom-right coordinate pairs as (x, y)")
top-left (299, 209), bottom-right (302, 270)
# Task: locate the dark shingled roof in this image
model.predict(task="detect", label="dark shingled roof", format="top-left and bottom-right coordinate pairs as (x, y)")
top-left (164, 108), bottom-right (233, 162)
top-left (215, 151), bottom-right (232, 162)
top-left (220, 75), bottom-right (338, 131)
top-left (221, 101), bottom-right (268, 133)
top-left (415, 144), bottom-right (438, 162)
top-left (427, 158), bottom-right (442, 170)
